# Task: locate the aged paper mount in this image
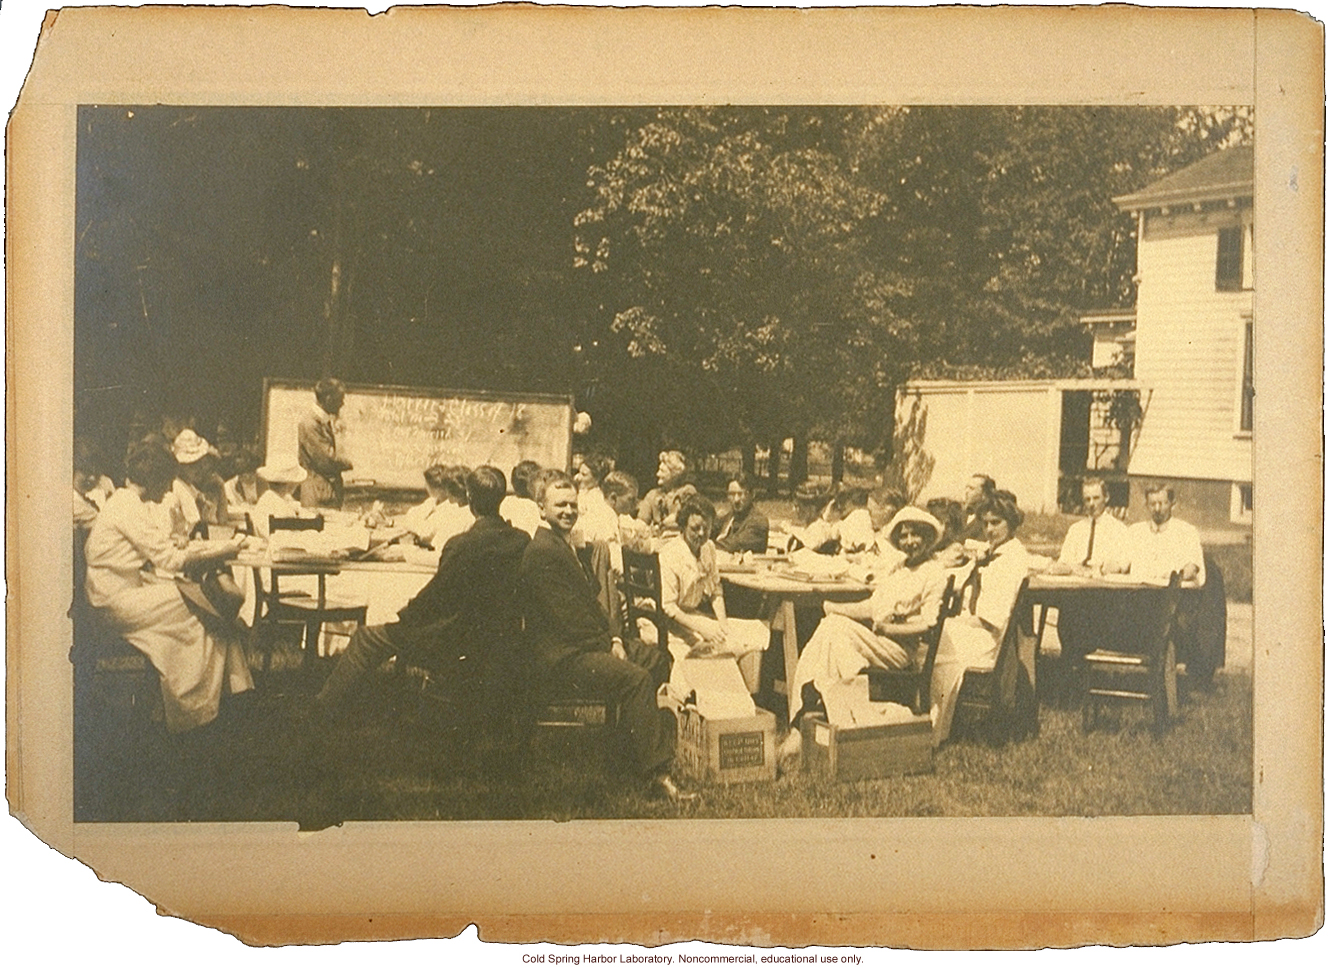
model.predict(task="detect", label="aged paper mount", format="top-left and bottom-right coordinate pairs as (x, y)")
top-left (5, 3), bottom-right (1323, 949)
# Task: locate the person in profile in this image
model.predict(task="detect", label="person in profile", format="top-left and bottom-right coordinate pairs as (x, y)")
top-left (518, 472), bottom-right (694, 802)
top-left (960, 473), bottom-right (997, 540)
top-left (314, 466), bottom-right (531, 734)
top-left (298, 378), bottom-right (353, 509)
top-left (637, 449), bottom-right (697, 533)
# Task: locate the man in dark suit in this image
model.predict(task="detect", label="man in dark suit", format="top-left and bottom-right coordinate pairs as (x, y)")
top-left (314, 465), bottom-right (530, 722)
top-left (520, 472), bottom-right (694, 801)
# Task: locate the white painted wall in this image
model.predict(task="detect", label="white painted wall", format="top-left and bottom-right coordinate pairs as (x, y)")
top-left (1129, 208), bottom-right (1253, 485)
top-left (896, 382), bottom-right (1063, 513)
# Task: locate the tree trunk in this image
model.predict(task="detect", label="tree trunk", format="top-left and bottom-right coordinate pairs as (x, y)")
top-left (831, 443), bottom-right (845, 485)
top-left (789, 435), bottom-right (809, 489)
top-left (765, 436), bottom-right (783, 493)
top-left (876, 390), bottom-right (897, 471)
top-left (741, 442), bottom-right (756, 478)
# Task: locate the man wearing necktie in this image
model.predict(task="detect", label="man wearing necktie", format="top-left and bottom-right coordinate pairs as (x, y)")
top-left (1048, 478), bottom-right (1131, 671)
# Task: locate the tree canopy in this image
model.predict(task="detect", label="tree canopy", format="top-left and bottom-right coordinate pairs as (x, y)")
top-left (75, 104), bottom-right (1252, 478)
top-left (574, 105), bottom-right (1252, 463)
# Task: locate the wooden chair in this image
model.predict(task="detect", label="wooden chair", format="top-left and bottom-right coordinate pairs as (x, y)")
top-left (954, 577), bottom-right (1039, 743)
top-left (867, 574), bottom-right (961, 715)
top-left (527, 551), bottom-right (659, 737)
top-left (251, 514), bottom-right (368, 671)
top-left (70, 528), bottom-right (160, 719)
top-left (1082, 572), bottom-right (1182, 735)
top-left (620, 548), bottom-right (667, 647)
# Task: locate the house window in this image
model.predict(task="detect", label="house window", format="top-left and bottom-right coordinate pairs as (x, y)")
top-left (1216, 226), bottom-right (1244, 291)
top-left (1240, 318), bottom-right (1254, 432)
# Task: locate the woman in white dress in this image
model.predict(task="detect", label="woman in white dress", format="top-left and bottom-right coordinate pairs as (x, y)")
top-left (778, 506), bottom-right (948, 762)
top-left (658, 498), bottom-right (770, 690)
top-left (930, 489), bottom-right (1031, 745)
top-left (84, 441), bottom-right (253, 733)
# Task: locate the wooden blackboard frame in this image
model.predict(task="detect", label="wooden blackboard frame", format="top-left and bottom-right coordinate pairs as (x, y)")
top-left (260, 378), bottom-right (575, 493)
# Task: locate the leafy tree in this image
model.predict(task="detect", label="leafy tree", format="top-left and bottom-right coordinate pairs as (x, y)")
top-left (576, 104), bottom-right (1253, 477)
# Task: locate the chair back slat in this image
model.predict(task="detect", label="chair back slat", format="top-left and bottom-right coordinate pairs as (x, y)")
top-left (620, 548), bottom-right (667, 646)
top-left (915, 574), bottom-right (961, 714)
top-left (270, 514), bottom-right (323, 533)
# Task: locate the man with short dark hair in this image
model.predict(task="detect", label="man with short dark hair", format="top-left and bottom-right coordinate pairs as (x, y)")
top-left (714, 472), bottom-right (769, 554)
top-left (314, 466), bottom-right (530, 720)
top-left (1050, 478), bottom-right (1129, 575)
top-left (519, 473), bottom-right (693, 801)
top-left (299, 378), bottom-right (353, 509)
top-left (1048, 477), bottom-right (1132, 669)
top-left (1115, 484), bottom-right (1205, 585)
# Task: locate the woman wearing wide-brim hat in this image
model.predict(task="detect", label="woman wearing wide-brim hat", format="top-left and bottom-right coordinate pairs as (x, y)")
top-left (251, 463), bottom-right (308, 539)
top-left (779, 506), bottom-right (949, 764)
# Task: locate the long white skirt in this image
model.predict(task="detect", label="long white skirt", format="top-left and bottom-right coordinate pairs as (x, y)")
top-left (789, 613), bottom-right (913, 721)
top-left (662, 617), bottom-right (771, 694)
top-left (99, 578), bottom-right (254, 732)
top-left (929, 616), bottom-right (999, 746)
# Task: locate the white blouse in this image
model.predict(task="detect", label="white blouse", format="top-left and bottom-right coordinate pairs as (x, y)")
top-left (84, 488), bottom-right (189, 607)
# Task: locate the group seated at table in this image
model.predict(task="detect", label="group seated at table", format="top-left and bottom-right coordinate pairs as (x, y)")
top-left (1048, 478), bottom-right (1215, 681)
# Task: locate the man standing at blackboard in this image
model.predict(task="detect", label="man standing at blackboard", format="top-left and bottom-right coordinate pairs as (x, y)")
top-left (299, 378), bottom-right (353, 509)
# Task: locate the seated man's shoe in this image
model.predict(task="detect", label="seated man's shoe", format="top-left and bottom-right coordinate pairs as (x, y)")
top-left (650, 772), bottom-right (699, 803)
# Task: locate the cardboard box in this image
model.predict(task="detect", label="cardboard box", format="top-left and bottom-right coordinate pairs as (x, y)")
top-left (675, 706), bottom-right (777, 785)
top-left (800, 711), bottom-right (934, 781)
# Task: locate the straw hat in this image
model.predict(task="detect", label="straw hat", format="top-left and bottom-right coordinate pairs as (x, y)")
top-left (886, 506), bottom-right (943, 548)
top-left (172, 429), bottom-right (211, 464)
top-left (257, 463), bottom-right (308, 485)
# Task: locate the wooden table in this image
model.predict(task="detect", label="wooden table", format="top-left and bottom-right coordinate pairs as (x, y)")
top-left (234, 550), bottom-right (436, 627)
top-left (1023, 572), bottom-right (1199, 723)
top-left (1024, 572), bottom-right (1197, 652)
top-left (721, 566), bottom-right (872, 707)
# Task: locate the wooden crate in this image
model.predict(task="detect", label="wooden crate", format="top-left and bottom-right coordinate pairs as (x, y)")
top-left (675, 707), bottom-right (777, 785)
top-left (800, 711), bottom-right (933, 782)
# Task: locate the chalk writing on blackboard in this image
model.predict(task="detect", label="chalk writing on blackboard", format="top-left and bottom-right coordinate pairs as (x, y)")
top-left (263, 381), bottom-right (572, 491)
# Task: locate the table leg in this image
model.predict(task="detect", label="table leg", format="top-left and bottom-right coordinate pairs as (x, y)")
top-left (778, 598), bottom-right (799, 705)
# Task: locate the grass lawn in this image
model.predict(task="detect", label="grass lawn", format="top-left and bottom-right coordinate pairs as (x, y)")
top-left (74, 640), bottom-right (1252, 825)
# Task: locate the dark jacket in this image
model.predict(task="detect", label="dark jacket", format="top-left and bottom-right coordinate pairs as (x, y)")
top-left (395, 515), bottom-right (530, 662)
top-left (519, 526), bottom-right (613, 670)
top-left (714, 505), bottom-right (770, 554)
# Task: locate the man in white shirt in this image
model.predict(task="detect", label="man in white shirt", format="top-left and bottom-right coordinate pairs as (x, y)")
top-left (499, 459), bottom-right (544, 538)
top-left (1050, 478), bottom-right (1130, 575)
top-left (1114, 484), bottom-right (1205, 586)
top-left (1048, 478), bottom-right (1132, 669)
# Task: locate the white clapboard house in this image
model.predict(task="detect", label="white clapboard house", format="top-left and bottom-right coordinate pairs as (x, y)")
top-left (896, 145), bottom-right (1253, 529)
top-left (1109, 145), bottom-right (1253, 528)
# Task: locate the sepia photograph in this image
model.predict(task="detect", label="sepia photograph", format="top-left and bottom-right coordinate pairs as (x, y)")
top-left (70, 102), bottom-right (1255, 826)
top-left (5, 2), bottom-right (1321, 950)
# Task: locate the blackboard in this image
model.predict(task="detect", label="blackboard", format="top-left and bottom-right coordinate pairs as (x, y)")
top-left (261, 380), bottom-right (574, 492)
